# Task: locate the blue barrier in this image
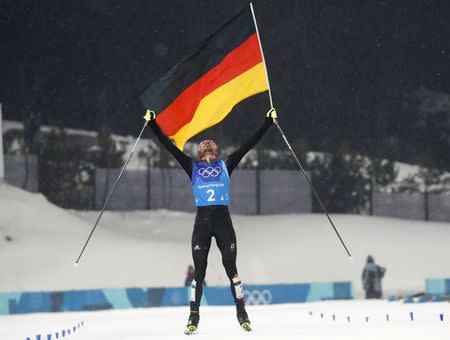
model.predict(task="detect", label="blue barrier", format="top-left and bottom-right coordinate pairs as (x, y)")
top-left (426, 278), bottom-right (450, 295)
top-left (386, 278), bottom-right (450, 304)
top-left (0, 281), bottom-right (352, 315)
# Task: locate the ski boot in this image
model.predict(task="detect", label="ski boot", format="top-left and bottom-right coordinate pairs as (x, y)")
top-left (184, 302), bottom-right (199, 335)
top-left (236, 300), bottom-right (251, 331)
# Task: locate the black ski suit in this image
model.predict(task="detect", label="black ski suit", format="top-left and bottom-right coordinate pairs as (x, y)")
top-left (149, 118), bottom-right (272, 305)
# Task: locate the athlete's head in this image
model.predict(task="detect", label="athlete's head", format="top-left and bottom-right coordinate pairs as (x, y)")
top-left (198, 139), bottom-right (218, 162)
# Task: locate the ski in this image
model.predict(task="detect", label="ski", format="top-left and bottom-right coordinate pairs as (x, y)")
top-left (240, 322), bottom-right (252, 332)
top-left (184, 325), bottom-right (197, 335)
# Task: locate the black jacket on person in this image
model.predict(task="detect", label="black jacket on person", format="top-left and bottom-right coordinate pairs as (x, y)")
top-left (362, 261), bottom-right (386, 299)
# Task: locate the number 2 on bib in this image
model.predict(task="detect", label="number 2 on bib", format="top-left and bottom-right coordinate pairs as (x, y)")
top-left (206, 189), bottom-right (216, 202)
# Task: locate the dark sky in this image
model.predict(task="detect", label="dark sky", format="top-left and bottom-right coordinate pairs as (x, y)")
top-left (1, 0), bottom-right (450, 165)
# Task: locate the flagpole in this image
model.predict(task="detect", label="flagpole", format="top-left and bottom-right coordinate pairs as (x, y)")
top-left (249, 3), bottom-right (351, 259)
top-left (249, 2), bottom-right (274, 109)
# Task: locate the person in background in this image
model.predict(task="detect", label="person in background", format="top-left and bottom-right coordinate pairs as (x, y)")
top-left (185, 265), bottom-right (195, 287)
top-left (185, 264), bottom-right (206, 288)
top-left (362, 255), bottom-right (386, 299)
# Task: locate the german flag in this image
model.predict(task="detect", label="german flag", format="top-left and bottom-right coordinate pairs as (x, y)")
top-left (139, 7), bottom-right (268, 149)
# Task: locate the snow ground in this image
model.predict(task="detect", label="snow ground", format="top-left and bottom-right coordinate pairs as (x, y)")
top-left (1, 181), bottom-right (450, 297)
top-left (1, 301), bottom-right (449, 340)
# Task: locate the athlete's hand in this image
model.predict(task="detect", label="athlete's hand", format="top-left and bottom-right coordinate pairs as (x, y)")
top-left (143, 109), bottom-right (156, 126)
top-left (266, 108), bottom-right (277, 124)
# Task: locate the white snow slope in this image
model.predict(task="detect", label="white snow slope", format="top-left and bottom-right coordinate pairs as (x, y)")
top-left (1, 181), bottom-right (450, 298)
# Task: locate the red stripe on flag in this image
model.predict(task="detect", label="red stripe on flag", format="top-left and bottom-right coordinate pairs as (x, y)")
top-left (156, 33), bottom-right (262, 136)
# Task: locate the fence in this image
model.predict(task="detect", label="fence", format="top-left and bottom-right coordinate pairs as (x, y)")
top-left (95, 168), bottom-right (312, 214)
top-left (429, 194), bottom-right (450, 222)
top-left (426, 278), bottom-right (450, 296)
top-left (4, 154), bottom-right (38, 192)
top-left (4, 155), bottom-right (450, 220)
top-left (373, 192), bottom-right (450, 222)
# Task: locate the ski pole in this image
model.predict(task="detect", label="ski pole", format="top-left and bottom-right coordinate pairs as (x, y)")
top-left (274, 120), bottom-right (352, 259)
top-left (74, 117), bottom-right (150, 265)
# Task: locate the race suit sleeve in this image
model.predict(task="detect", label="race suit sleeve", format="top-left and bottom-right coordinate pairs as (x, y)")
top-left (148, 121), bottom-right (193, 178)
top-left (224, 118), bottom-right (272, 176)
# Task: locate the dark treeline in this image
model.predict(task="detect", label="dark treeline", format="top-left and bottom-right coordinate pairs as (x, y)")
top-left (1, 0), bottom-right (450, 170)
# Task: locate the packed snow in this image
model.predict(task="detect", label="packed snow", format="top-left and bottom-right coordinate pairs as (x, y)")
top-left (1, 301), bottom-right (449, 339)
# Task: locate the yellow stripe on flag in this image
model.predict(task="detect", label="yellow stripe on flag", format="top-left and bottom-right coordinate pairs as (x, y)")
top-left (171, 62), bottom-right (268, 149)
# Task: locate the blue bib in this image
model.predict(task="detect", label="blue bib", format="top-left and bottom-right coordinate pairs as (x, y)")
top-left (192, 159), bottom-right (230, 206)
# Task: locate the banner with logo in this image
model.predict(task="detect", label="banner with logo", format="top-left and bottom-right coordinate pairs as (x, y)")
top-left (0, 282), bottom-right (352, 315)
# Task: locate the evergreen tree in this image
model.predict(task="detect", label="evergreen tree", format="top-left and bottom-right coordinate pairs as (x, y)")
top-left (38, 125), bottom-right (124, 209)
top-left (309, 150), bottom-right (397, 213)
top-left (39, 127), bottom-right (92, 208)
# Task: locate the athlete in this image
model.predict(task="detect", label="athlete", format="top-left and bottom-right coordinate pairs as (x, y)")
top-left (146, 108), bottom-right (277, 334)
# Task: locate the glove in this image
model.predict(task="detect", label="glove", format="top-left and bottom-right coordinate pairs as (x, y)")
top-left (143, 109), bottom-right (156, 126)
top-left (266, 108), bottom-right (277, 123)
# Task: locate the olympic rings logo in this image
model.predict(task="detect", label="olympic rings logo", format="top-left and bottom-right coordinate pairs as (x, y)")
top-left (198, 166), bottom-right (221, 178)
top-left (244, 289), bottom-right (272, 305)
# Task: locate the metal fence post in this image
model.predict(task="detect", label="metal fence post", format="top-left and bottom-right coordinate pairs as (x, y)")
top-left (369, 177), bottom-right (374, 216)
top-left (0, 103), bottom-right (4, 180)
top-left (146, 157), bottom-right (151, 210)
top-left (255, 166), bottom-right (261, 215)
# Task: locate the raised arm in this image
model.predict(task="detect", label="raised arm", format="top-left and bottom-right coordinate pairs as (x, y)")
top-left (148, 120), bottom-right (193, 178)
top-left (225, 109), bottom-right (277, 176)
